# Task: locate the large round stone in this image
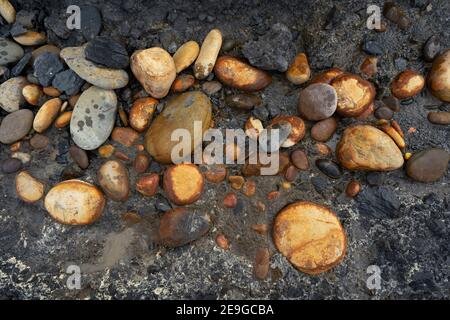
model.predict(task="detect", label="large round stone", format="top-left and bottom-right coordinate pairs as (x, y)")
top-left (0, 109), bottom-right (33, 144)
top-left (145, 91), bottom-right (212, 164)
top-left (0, 37), bottom-right (24, 66)
top-left (70, 86), bottom-right (117, 150)
top-left (406, 148), bottom-right (449, 182)
top-left (298, 83), bottom-right (337, 121)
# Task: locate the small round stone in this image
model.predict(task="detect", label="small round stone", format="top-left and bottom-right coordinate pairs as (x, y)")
top-left (346, 180), bottom-right (361, 198)
top-left (290, 150), bottom-right (309, 170)
top-left (298, 83), bottom-right (337, 121)
top-left (310, 117), bottom-right (337, 142)
top-left (1, 158), bottom-right (22, 173)
top-left (374, 106), bottom-right (394, 120)
top-left (30, 134), bottom-right (49, 150)
top-left (69, 145), bottom-right (89, 169)
top-left (382, 95), bottom-right (400, 112)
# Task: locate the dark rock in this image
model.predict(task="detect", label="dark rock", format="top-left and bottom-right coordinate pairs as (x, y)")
top-left (406, 148), bottom-right (449, 182)
top-left (221, 38), bottom-right (236, 52)
top-left (1, 158), bottom-right (22, 173)
top-left (382, 95), bottom-right (400, 112)
top-left (44, 11), bottom-right (71, 40)
top-left (252, 105), bottom-right (269, 121)
top-left (80, 6), bottom-right (102, 41)
top-left (33, 52), bottom-right (64, 86)
top-left (202, 81), bottom-right (222, 96)
top-left (311, 175), bottom-right (333, 198)
top-left (52, 69), bottom-right (84, 96)
top-left (423, 35), bottom-right (441, 62)
top-left (15, 10), bottom-right (38, 29)
top-left (267, 104), bottom-right (281, 118)
top-left (154, 195), bottom-right (172, 212)
top-left (394, 57), bottom-right (408, 70)
top-left (11, 52), bottom-right (31, 77)
top-left (315, 159), bottom-right (342, 179)
top-left (9, 23), bottom-right (28, 37)
top-left (85, 36), bottom-right (129, 69)
top-left (242, 23), bottom-right (295, 72)
top-left (60, 165), bottom-right (84, 180)
top-left (357, 186), bottom-right (401, 218)
top-left (374, 106), bottom-right (394, 120)
top-left (397, 16), bottom-right (411, 30)
top-left (30, 134), bottom-right (49, 149)
top-left (362, 40), bottom-right (384, 56)
top-left (366, 172), bottom-right (385, 186)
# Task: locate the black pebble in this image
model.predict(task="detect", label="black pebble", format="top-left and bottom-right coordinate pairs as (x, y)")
top-left (362, 40), bottom-right (384, 56)
top-left (366, 172), bottom-right (384, 186)
top-left (80, 6), bottom-right (102, 41)
top-left (374, 106), bottom-right (394, 120)
top-left (315, 159), bottom-right (342, 179)
top-left (382, 95), bottom-right (400, 112)
top-left (1, 158), bottom-right (22, 174)
top-left (33, 52), bottom-right (64, 86)
top-left (11, 52), bottom-right (31, 77)
top-left (85, 36), bottom-right (129, 69)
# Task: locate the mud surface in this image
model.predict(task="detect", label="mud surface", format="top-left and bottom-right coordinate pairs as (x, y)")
top-left (1, 0), bottom-right (449, 299)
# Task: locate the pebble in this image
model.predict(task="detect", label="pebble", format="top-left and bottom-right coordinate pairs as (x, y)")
top-left (0, 109), bottom-right (33, 144)
top-left (291, 150), bottom-right (309, 170)
top-left (133, 153), bottom-right (150, 173)
top-left (244, 116), bottom-right (263, 139)
top-left (136, 173), bottom-right (159, 197)
top-left (242, 179), bottom-right (256, 197)
top-left (252, 105), bottom-right (269, 121)
top-left (226, 93), bottom-right (261, 111)
top-left (273, 201), bottom-right (346, 274)
top-left (130, 47), bottom-right (176, 98)
top-left (406, 148), bottom-right (449, 182)
top-left (52, 69), bottom-right (84, 96)
top-left (315, 142), bottom-right (332, 155)
top-left (61, 46), bottom-right (129, 90)
top-left (254, 248), bottom-right (270, 280)
top-left (203, 163), bottom-right (227, 183)
top-left (163, 164), bottom-right (204, 205)
top-left (428, 49), bottom-right (450, 102)
top-left (145, 91), bottom-right (212, 163)
top-left (80, 5), bottom-right (102, 41)
top-left (13, 31), bottom-right (46, 46)
top-left (331, 73), bottom-right (375, 117)
top-left (284, 165), bottom-right (298, 182)
top-left (242, 23), bottom-right (295, 72)
top-left (11, 51), bottom-right (31, 77)
top-left (54, 111), bottom-right (72, 129)
top-left (194, 29), bottom-right (222, 79)
top-left (423, 35), bottom-right (440, 62)
top-left (98, 144), bottom-right (115, 158)
top-left (360, 56), bottom-right (378, 78)
top-left (0, 0), bottom-right (15, 24)
top-left (223, 192), bottom-right (238, 208)
top-left (33, 52), bottom-right (63, 87)
top-left (214, 56), bottom-right (272, 92)
top-left (85, 36), bottom-right (129, 69)
top-left (270, 115), bottom-right (306, 147)
top-left (31, 44), bottom-right (60, 64)
top-left (171, 74), bottom-right (195, 92)
top-left (286, 53), bottom-right (311, 85)
top-left (337, 125), bottom-right (404, 171)
top-left (298, 83), bottom-right (337, 120)
top-left (391, 70), bottom-right (424, 99)
top-left (427, 111), bottom-right (450, 125)
top-left (44, 179), bottom-right (105, 225)
top-left (0, 37), bottom-right (24, 65)
top-left (346, 180), bottom-right (361, 197)
top-left (15, 171), bottom-right (44, 203)
top-left (362, 40), bottom-right (383, 56)
top-left (111, 127), bottom-right (139, 147)
top-left (69, 145), bottom-right (89, 169)
top-left (1, 158), bottom-right (22, 173)
top-left (30, 134), bottom-right (49, 150)
top-left (310, 68), bottom-right (343, 85)
top-left (316, 159), bottom-right (342, 179)
top-left (22, 84), bottom-right (42, 106)
top-left (98, 160), bottom-right (130, 201)
top-left (374, 105), bottom-right (394, 120)
top-left (382, 95), bottom-right (400, 112)
top-left (173, 40), bottom-right (199, 73)
top-left (228, 175), bottom-right (245, 190)
top-left (33, 97), bottom-right (62, 133)
top-left (159, 208), bottom-right (211, 247)
top-left (202, 81), bottom-right (222, 95)
top-left (311, 117), bottom-right (337, 142)
top-left (0, 76), bottom-right (27, 112)
top-left (215, 234), bottom-right (229, 250)
top-left (70, 86), bottom-right (117, 150)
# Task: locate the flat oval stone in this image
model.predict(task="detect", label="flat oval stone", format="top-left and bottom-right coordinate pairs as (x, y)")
top-left (406, 148), bottom-right (449, 182)
top-left (298, 83), bottom-right (337, 121)
top-left (315, 159), bottom-right (342, 179)
top-left (97, 160), bottom-right (130, 201)
top-left (145, 91), bottom-right (212, 164)
top-left (225, 93), bottom-right (262, 110)
top-left (70, 86), bottom-right (117, 150)
top-left (0, 109), bottom-right (33, 144)
top-left (60, 46), bottom-right (128, 90)
top-left (423, 35), bottom-right (440, 62)
top-left (310, 117), bottom-right (337, 142)
top-left (0, 76), bottom-right (27, 112)
top-left (0, 37), bottom-right (24, 66)
top-left (428, 49), bottom-right (450, 102)
top-left (44, 179), bottom-right (105, 225)
top-left (337, 125), bottom-right (404, 171)
top-left (427, 111), bottom-right (450, 125)
top-left (16, 171), bottom-right (44, 203)
top-left (159, 207), bottom-right (211, 247)
top-left (1, 158), bottom-right (22, 173)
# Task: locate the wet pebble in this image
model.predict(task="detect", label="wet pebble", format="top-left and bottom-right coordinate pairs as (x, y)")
top-left (111, 127), bottom-right (139, 147)
top-left (223, 192), bottom-right (238, 208)
top-left (202, 80), bottom-right (222, 95)
top-left (16, 171), bottom-right (44, 203)
top-left (163, 164), bottom-right (204, 205)
top-left (97, 160), bottom-right (130, 201)
top-left (226, 93), bottom-right (261, 111)
top-left (33, 52), bottom-right (64, 87)
top-left (52, 69), bottom-right (84, 96)
top-left (428, 49), bottom-right (450, 102)
top-left (11, 52), bottom-right (31, 77)
top-left (136, 173), bottom-right (159, 196)
top-left (406, 148), bottom-right (449, 182)
top-left (85, 36), bottom-right (129, 69)
top-left (427, 111), bottom-right (450, 125)
top-left (382, 95), bottom-right (400, 112)
top-left (22, 84), bottom-right (42, 106)
top-left (133, 153), bottom-right (150, 173)
top-left (374, 105), bottom-right (394, 120)
top-left (423, 35), bottom-right (441, 62)
top-left (194, 29), bottom-right (222, 79)
top-left (298, 83), bottom-right (337, 120)
top-left (0, 109), bottom-right (33, 144)
top-left (1, 158), bottom-right (22, 173)
top-left (33, 97), bottom-right (62, 133)
top-left (291, 149), bottom-right (309, 170)
top-left (391, 70), bottom-right (424, 99)
top-left (316, 159), bottom-right (342, 179)
top-left (310, 117), bottom-right (337, 142)
top-left (362, 40), bottom-right (383, 56)
top-left (0, 76), bottom-right (27, 112)
top-left (69, 145), bottom-right (89, 169)
top-left (346, 180), bottom-right (361, 197)
top-left (30, 134), bottom-right (49, 150)
top-left (173, 40), bottom-right (199, 73)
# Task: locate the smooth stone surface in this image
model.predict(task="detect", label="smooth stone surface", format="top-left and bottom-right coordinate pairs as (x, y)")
top-left (382, 95), bottom-right (400, 112)
top-left (0, 37), bottom-right (24, 66)
top-left (315, 159), bottom-right (342, 179)
top-left (30, 133), bottom-right (49, 149)
top-left (11, 51), bottom-right (31, 77)
top-left (0, 109), bottom-right (33, 144)
top-left (60, 46), bottom-right (129, 90)
top-left (406, 148), bottom-right (449, 182)
top-left (70, 86), bottom-right (117, 150)
top-left (1, 158), bottom-right (22, 173)
top-left (337, 125), bottom-right (404, 171)
top-left (33, 52), bottom-right (64, 86)
top-left (69, 145), bottom-right (89, 169)
top-left (52, 69), bottom-right (84, 96)
top-left (173, 40), bottom-right (199, 73)
top-left (298, 83), bottom-right (337, 120)
top-left (423, 35), bottom-right (440, 62)
top-left (85, 36), bottom-right (129, 69)
top-left (226, 94), bottom-right (261, 110)
top-left (357, 186), bottom-right (401, 219)
top-left (98, 160), bottom-right (130, 201)
top-left (428, 49), bottom-right (450, 102)
top-left (16, 171), bottom-right (44, 203)
top-left (374, 106), bottom-right (394, 120)
top-left (202, 81), bottom-right (222, 95)
top-left (145, 91), bottom-right (212, 163)
top-left (427, 111), bottom-right (450, 125)
top-left (310, 117), bottom-right (337, 142)
top-left (0, 76), bottom-right (27, 112)
top-left (80, 5), bottom-right (102, 41)
top-left (291, 149), bottom-right (309, 170)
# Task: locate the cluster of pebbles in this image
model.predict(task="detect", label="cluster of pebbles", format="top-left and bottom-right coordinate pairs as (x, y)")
top-left (0, 0), bottom-right (449, 278)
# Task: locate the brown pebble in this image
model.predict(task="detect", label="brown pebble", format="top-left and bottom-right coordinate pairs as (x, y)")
top-left (257, 201), bottom-right (266, 212)
top-left (129, 97), bottom-right (158, 132)
top-left (346, 180), bottom-right (361, 197)
top-left (98, 144), bottom-right (115, 158)
top-left (16, 171), bottom-right (45, 203)
top-left (360, 56), bottom-right (378, 78)
top-left (252, 224), bottom-right (268, 235)
top-left (428, 111), bottom-right (450, 125)
top-left (254, 248), bottom-right (270, 280)
top-left (315, 143), bottom-right (332, 155)
top-left (22, 84), bottom-right (42, 106)
top-left (136, 173), bottom-right (159, 197)
top-left (242, 179), bottom-right (256, 197)
top-left (391, 120), bottom-right (404, 137)
top-left (284, 165), bottom-right (298, 182)
top-left (54, 111), bottom-right (72, 129)
top-left (97, 160), bottom-right (130, 202)
top-left (69, 145), bottom-right (89, 169)
top-left (133, 153), bottom-right (150, 173)
top-left (203, 163), bottom-right (227, 183)
top-left (215, 234), bottom-right (229, 250)
top-left (43, 86), bottom-right (61, 97)
top-left (391, 70), bottom-right (424, 100)
top-left (355, 102), bottom-right (375, 120)
top-left (223, 192), bottom-right (238, 208)
top-left (111, 127), bottom-right (140, 147)
top-left (68, 94), bottom-right (80, 108)
top-left (122, 212), bottom-right (142, 226)
top-left (163, 164), bottom-right (204, 205)
top-left (229, 175), bottom-right (245, 190)
top-left (114, 151), bottom-right (131, 162)
top-left (171, 74), bottom-right (195, 92)
top-left (286, 53), bottom-right (311, 85)
top-left (30, 134), bottom-right (49, 150)
top-left (310, 117), bottom-right (337, 142)
top-left (267, 190), bottom-right (280, 201)
top-left (118, 106), bottom-right (128, 126)
top-left (290, 150), bottom-right (309, 170)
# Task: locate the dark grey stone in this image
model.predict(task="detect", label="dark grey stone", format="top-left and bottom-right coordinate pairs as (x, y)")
top-left (85, 36), bottom-right (129, 69)
top-left (52, 69), bottom-right (85, 96)
top-left (33, 52), bottom-right (64, 86)
top-left (80, 6), bottom-right (102, 41)
top-left (315, 159), bottom-right (342, 179)
top-left (357, 186), bottom-right (401, 218)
